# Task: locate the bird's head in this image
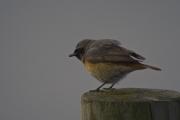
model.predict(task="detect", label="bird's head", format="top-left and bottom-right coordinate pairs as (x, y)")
top-left (69, 39), bottom-right (94, 60)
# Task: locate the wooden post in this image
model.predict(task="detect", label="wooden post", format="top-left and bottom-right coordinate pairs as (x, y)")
top-left (81, 88), bottom-right (180, 120)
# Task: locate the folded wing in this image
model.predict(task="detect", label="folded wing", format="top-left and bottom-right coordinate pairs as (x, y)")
top-left (85, 40), bottom-right (145, 64)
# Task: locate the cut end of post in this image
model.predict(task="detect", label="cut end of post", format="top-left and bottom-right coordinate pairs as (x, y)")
top-left (81, 88), bottom-right (180, 120)
top-left (82, 88), bottom-right (180, 102)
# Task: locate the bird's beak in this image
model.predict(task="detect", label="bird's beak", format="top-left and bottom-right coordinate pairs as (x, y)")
top-left (69, 53), bottom-right (76, 57)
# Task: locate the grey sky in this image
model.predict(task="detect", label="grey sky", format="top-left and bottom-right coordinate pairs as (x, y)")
top-left (1, 0), bottom-right (180, 120)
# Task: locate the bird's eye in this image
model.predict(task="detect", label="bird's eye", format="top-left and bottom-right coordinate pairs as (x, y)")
top-left (75, 48), bottom-right (83, 53)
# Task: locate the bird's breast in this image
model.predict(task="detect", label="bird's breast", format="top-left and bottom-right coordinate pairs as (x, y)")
top-left (84, 61), bottom-right (132, 83)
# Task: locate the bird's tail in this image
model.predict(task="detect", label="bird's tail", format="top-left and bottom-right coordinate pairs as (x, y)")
top-left (143, 64), bottom-right (161, 71)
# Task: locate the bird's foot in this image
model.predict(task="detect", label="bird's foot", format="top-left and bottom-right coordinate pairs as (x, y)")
top-left (103, 88), bottom-right (116, 91)
top-left (89, 88), bottom-right (101, 92)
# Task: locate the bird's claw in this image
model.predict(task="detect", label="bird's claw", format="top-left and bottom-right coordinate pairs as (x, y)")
top-left (103, 88), bottom-right (116, 91)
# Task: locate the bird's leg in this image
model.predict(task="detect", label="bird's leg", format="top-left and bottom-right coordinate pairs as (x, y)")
top-left (103, 82), bottom-right (116, 90)
top-left (90, 82), bottom-right (107, 92)
top-left (96, 82), bottom-right (107, 91)
top-left (109, 82), bottom-right (116, 89)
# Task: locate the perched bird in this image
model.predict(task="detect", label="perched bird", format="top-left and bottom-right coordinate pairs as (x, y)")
top-left (69, 39), bottom-right (161, 91)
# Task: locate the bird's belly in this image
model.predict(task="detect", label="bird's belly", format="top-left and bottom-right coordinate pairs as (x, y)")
top-left (84, 62), bottom-right (132, 83)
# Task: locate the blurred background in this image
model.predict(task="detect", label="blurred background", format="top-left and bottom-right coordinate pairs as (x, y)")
top-left (1, 0), bottom-right (180, 120)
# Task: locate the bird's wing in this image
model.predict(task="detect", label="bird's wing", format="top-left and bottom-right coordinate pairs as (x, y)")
top-left (85, 40), bottom-right (145, 63)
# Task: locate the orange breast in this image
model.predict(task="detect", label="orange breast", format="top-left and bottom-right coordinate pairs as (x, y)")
top-left (84, 61), bottom-right (109, 81)
top-left (84, 62), bottom-right (107, 74)
top-left (84, 61), bottom-right (132, 82)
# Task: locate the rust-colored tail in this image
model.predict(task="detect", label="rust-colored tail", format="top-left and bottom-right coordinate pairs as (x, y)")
top-left (143, 64), bottom-right (161, 71)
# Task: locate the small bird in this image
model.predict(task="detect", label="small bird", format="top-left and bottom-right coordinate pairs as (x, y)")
top-left (69, 39), bottom-right (161, 91)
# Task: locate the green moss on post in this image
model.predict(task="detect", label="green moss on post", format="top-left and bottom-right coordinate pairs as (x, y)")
top-left (81, 88), bottom-right (180, 120)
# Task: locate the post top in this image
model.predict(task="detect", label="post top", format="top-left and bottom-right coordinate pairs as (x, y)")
top-left (82, 88), bottom-right (180, 102)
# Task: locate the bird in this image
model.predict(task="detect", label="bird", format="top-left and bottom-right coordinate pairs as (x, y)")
top-left (69, 39), bottom-right (161, 91)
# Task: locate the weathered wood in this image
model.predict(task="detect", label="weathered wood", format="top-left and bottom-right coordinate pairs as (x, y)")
top-left (81, 88), bottom-right (180, 120)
